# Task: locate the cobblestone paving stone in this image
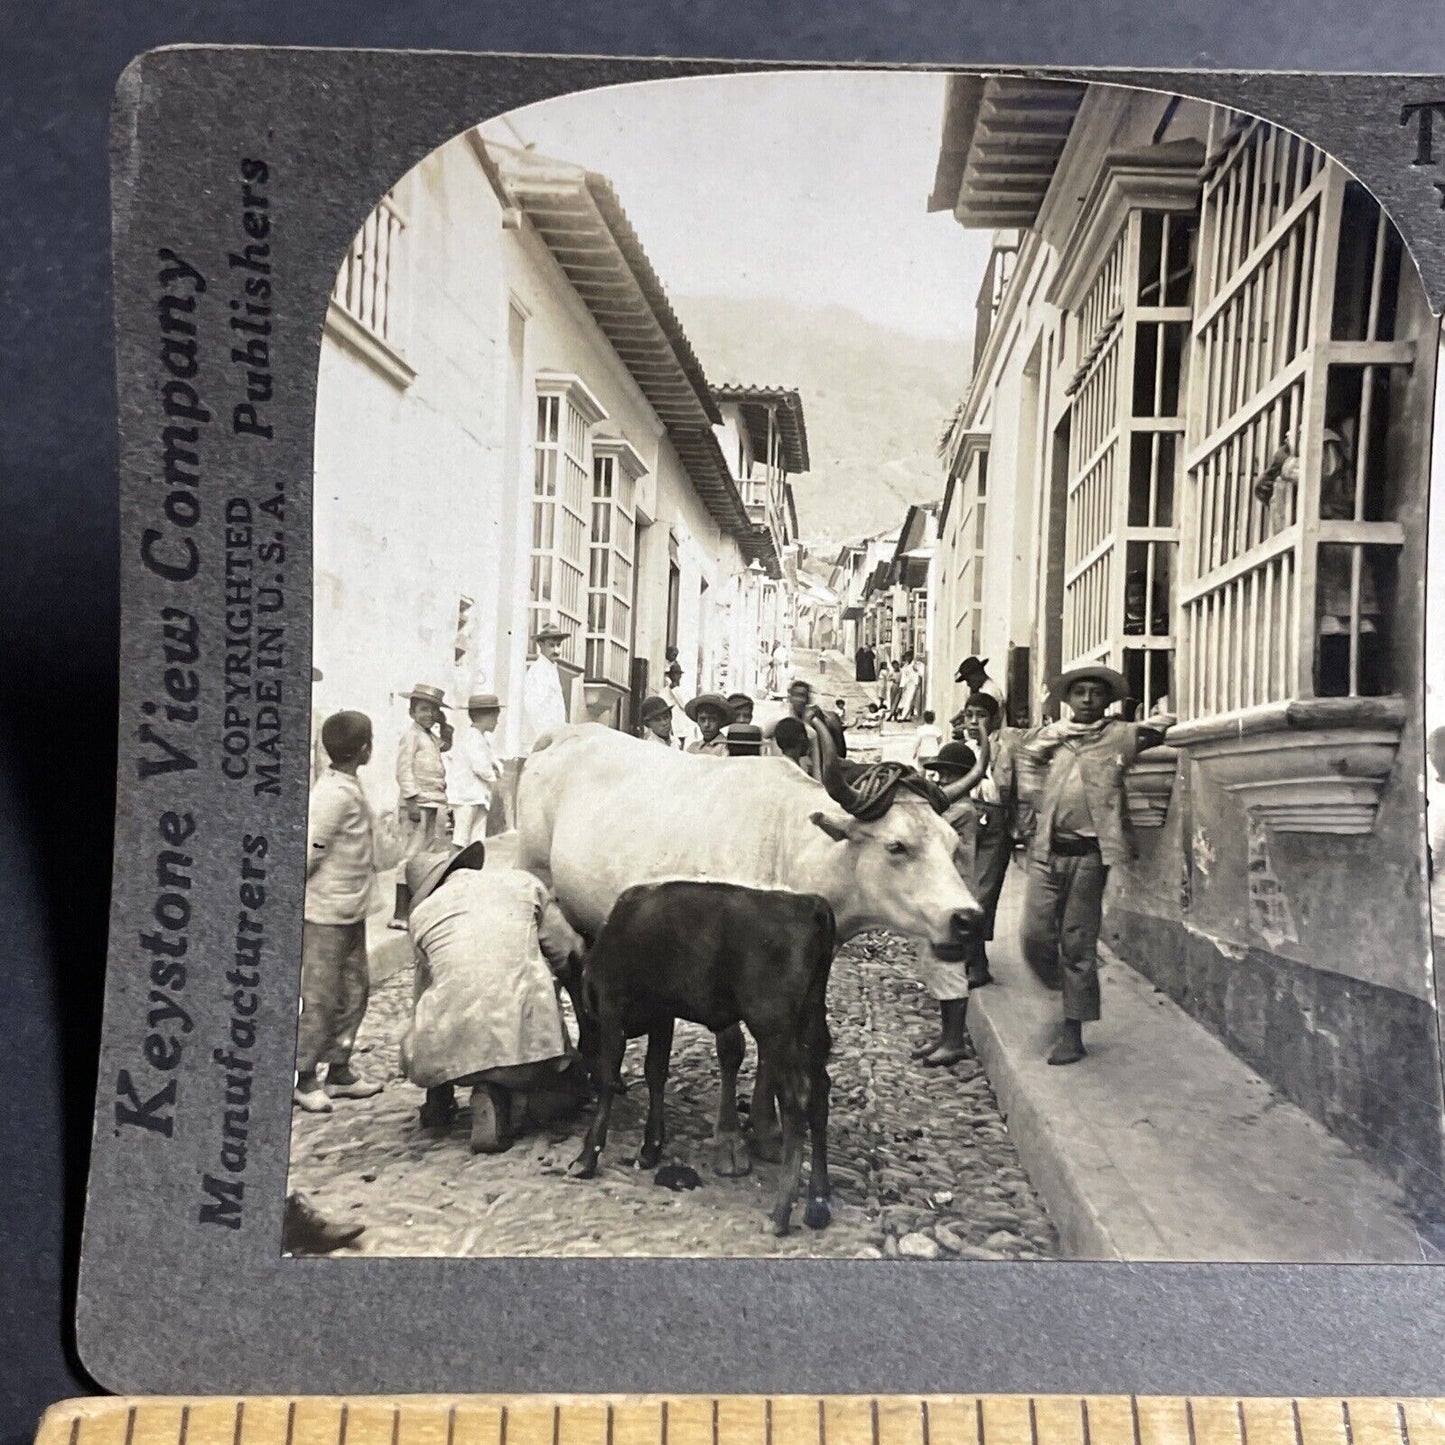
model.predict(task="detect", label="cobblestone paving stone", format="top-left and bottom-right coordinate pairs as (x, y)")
top-left (287, 930), bottom-right (1060, 1260)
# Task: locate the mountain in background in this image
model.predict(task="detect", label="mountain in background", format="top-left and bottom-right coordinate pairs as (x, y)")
top-left (673, 294), bottom-right (973, 547)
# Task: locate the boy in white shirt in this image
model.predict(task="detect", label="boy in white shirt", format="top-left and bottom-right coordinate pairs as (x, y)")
top-left (911, 709), bottom-right (944, 767)
top-left (450, 694), bottom-right (503, 848)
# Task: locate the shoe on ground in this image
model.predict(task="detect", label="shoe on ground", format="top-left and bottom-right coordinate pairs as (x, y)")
top-left (327, 1076), bottom-right (384, 1100)
top-left (910, 1037), bottom-right (944, 1060)
top-left (921, 1041), bottom-right (970, 1067)
top-left (1047, 1037), bottom-right (1087, 1066)
top-left (293, 1085), bottom-right (333, 1113)
top-left (283, 1192), bottom-right (364, 1254)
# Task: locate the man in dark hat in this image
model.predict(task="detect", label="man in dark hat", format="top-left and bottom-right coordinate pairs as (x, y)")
top-left (1015, 665), bottom-right (1174, 1065)
top-left (297, 709), bottom-right (401, 1113)
top-left (725, 723), bottom-right (765, 757)
top-left (402, 843), bottom-right (589, 1153)
top-left (638, 694), bottom-right (677, 747)
top-left (684, 693), bottom-right (735, 755)
top-left (391, 682), bottom-right (449, 928)
top-left (726, 692), bottom-right (755, 725)
top-left (955, 656), bottom-right (1005, 712)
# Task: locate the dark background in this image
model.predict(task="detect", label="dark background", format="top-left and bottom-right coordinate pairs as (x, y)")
top-left (5, 3), bottom-right (1445, 1441)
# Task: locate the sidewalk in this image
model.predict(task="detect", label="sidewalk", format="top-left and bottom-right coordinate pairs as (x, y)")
top-left (967, 871), bottom-right (1427, 1262)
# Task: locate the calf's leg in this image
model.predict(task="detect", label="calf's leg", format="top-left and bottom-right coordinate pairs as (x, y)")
top-left (712, 1023), bottom-right (751, 1177)
top-left (638, 1019), bottom-right (675, 1169)
top-left (761, 1038), bottom-right (809, 1237)
top-left (749, 1055), bottom-right (783, 1164)
top-left (569, 1012), bottom-right (626, 1179)
top-left (803, 1007), bottom-right (834, 1230)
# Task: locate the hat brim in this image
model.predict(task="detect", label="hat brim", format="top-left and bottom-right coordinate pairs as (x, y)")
top-left (534, 629), bottom-right (572, 643)
top-left (405, 691), bottom-right (450, 706)
top-left (684, 694), bottom-right (735, 724)
top-left (1047, 666), bottom-right (1129, 708)
top-left (407, 841), bottom-right (485, 913)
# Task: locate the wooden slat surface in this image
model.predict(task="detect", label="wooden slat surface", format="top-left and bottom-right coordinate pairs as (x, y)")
top-left (33, 1398), bottom-right (1445, 1445)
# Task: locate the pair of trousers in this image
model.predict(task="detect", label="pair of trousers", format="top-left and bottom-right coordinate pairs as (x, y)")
top-left (297, 919), bottom-right (370, 1073)
top-left (1018, 850), bottom-right (1108, 1022)
top-left (451, 803), bottom-right (489, 849)
top-left (972, 803), bottom-right (1013, 941)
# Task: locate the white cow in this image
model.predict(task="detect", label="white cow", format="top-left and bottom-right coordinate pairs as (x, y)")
top-left (516, 723), bottom-right (980, 954)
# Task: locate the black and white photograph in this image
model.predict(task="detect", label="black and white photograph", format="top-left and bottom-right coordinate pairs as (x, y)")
top-left (282, 69), bottom-right (1445, 1264)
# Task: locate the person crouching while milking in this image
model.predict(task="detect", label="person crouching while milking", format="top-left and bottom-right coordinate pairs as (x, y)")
top-left (402, 843), bottom-right (591, 1153)
top-left (909, 741), bottom-right (990, 1067)
top-left (1015, 666), bottom-right (1174, 1065)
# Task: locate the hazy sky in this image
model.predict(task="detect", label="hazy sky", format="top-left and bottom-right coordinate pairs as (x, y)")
top-left (483, 71), bottom-right (990, 344)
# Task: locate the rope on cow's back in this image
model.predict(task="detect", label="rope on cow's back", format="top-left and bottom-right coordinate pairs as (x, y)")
top-left (829, 759), bottom-right (948, 821)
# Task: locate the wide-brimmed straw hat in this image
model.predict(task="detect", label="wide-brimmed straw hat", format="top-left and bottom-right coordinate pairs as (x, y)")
top-left (1047, 664), bottom-right (1129, 709)
top-left (684, 693), bottom-right (735, 725)
top-left (405, 841), bottom-right (485, 912)
top-left (533, 620), bottom-right (573, 644)
top-left (639, 695), bottom-right (672, 723)
top-left (466, 693), bottom-right (502, 713)
top-left (404, 683), bottom-right (448, 707)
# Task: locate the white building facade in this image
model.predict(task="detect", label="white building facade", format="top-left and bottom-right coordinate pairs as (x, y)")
top-left (930, 77), bottom-right (1443, 1208)
top-left (312, 129), bottom-right (786, 801)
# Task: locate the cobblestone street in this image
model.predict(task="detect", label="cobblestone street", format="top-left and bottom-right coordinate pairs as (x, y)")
top-left (287, 929), bottom-right (1059, 1260)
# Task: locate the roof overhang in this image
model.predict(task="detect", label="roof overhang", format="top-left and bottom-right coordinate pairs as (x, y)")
top-left (492, 143), bottom-right (760, 544)
top-left (713, 386), bottom-right (810, 474)
top-left (930, 75), bottom-right (1087, 229)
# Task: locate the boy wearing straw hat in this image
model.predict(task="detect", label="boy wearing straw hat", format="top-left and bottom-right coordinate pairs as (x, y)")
top-left (390, 682), bottom-right (448, 929)
top-left (1016, 665), bottom-right (1174, 1065)
top-left (449, 693), bottom-right (503, 849)
top-left (684, 692), bottom-right (735, 755)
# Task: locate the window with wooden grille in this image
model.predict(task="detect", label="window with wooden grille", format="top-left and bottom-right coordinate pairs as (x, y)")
top-left (331, 190), bottom-right (406, 351)
top-left (586, 437), bottom-right (643, 690)
top-left (954, 448), bottom-right (989, 658)
top-left (1059, 183), bottom-right (1195, 715)
top-left (530, 374), bottom-right (607, 670)
top-left (1179, 120), bottom-right (1411, 719)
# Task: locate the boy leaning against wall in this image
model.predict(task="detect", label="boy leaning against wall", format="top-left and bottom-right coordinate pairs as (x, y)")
top-left (1015, 666), bottom-right (1174, 1065)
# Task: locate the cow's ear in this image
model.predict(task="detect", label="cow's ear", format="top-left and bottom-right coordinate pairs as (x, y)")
top-left (809, 809), bottom-right (855, 844)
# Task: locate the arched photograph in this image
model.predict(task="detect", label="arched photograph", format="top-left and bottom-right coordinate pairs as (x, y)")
top-left (284, 69), bottom-right (1445, 1264)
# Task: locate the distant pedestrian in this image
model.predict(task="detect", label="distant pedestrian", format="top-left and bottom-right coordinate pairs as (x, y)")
top-left (855, 644), bottom-right (877, 685)
top-left (912, 709), bottom-right (943, 767)
top-left (685, 693), bottom-right (735, 755)
top-left (1015, 665), bottom-right (1174, 1065)
top-left (449, 694), bottom-right (503, 848)
top-left (521, 621), bottom-right (572, 750)
top-left (297, 710), bottom-right (401, 1113)
top-left (639, 694), bottom-right (678, 747)
top-left (911, 740), bottom-right (987, 1067)
top-left (955, 656), bottom-right (1006, 713)
top-left (898, 651), bottom-right (921, 720)
top-left (884, 661), bottom-right (902, 720)
top-left (391, 683), bottom-right (448, 928)
top-left (660, 660), bottom-right (699, 747)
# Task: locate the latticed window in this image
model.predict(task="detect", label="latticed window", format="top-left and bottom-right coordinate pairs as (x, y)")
top-left (586, 437), bottom-right (644, 689)
top-left (953, 446), bottom-right (989, 659)
top-left (1179, 119), bottom-right (1411, 718)
top-left (530, 374), bottom-right (607, 670)
top-left (331, 189), bottom-right (406, 350)
top-left (1058, 180), bottom-right (1195, 715)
